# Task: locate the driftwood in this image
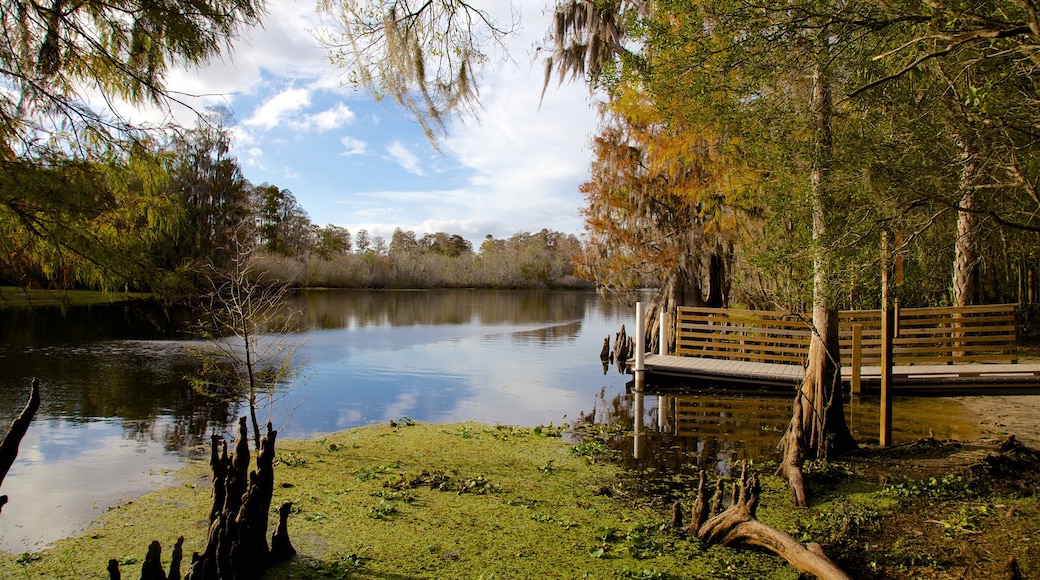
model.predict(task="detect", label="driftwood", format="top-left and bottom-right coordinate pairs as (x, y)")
top-left (108, 417), bottom-right (295, 580)
top-left (677, 462), bottom-right (850, 580)
top-left (0, 378), bottom-right (41, 514)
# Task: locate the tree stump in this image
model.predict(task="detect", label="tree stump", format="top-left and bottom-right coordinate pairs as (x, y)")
top-left (108, 417), bottom-right (294, 580)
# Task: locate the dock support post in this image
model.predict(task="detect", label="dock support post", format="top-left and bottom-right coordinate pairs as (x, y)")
top-left (633, 389), bottom-right (644, 459)
top-left (880, 232), bottom-right (894, 448)
top-left (851, 324), bottom-right (862, 395)
top-left (659, 306), bottom-right (667, 356)
top-left (880, 306), bottom-right (894, 447)
top-left (634, 302), bottom-right (646, 460)
top-left (635, 302), bottom-right (646, 373)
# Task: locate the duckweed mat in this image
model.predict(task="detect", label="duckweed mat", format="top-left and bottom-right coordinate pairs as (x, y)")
top-left (0, 421), bottom-right (793, 579)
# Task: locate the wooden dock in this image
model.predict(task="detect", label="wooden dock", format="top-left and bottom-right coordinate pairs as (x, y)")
top-left (640, 304), bottom-right (1040, 394)
top-left (643, 354), bottom-right (1040, 393)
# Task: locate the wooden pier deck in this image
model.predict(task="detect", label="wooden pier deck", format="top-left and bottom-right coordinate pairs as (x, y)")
top-left (643, 354), bottom-right (1040, 393)
top-left (643, 354), bottom-right (804, 388)
top-left (640, 304), bottom-right (1040, 394)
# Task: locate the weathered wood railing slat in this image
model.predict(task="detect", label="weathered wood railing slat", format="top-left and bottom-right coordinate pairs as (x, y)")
top-left (675, 307), bottom-right (812, 367)
top-left (839, 303), bottom-right (1019, 367)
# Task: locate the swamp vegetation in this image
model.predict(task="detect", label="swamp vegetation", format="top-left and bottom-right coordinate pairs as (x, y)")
top-left (0, 420), bottom-right (1036, 579)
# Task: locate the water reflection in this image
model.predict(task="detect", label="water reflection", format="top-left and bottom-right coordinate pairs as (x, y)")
top-left (590, 385), bottom-right (988, 479)
top-left (0, 289), bottom-right (633, 551)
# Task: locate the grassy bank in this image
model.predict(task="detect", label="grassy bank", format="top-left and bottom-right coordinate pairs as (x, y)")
top-left (1, 422), bottom-right (1038, 579)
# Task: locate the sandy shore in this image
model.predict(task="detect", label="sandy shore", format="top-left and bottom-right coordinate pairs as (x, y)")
top-left (954, 394), bottom-right (1040, 447)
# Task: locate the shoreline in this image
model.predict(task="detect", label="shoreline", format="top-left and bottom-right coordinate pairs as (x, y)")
top-left (954, 393), bottom-right (1040, 447)
top-left (0, 413), bottom-right (1037, 578)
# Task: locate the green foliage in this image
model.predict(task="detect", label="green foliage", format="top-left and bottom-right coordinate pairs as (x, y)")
top-left (0, 0), bottom-right (264, 292)
top-left (0, 0), bottom-right (262, 150)
top-left (0, 143), bottom-right (186, 291)
top-left (881, 474), bottom-right (973, 498)
top-left (570, 439), bottom-right (614, 462)
top-left (793, 497), bottom-right (882, 545)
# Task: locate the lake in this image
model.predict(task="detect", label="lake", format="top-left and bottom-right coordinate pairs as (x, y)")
top-left (0, 288), bottom-right (987, 552)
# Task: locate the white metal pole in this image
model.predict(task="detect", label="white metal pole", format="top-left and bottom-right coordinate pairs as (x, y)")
top-left (659, 305), bottom-right (667, 355)
top-left (634, 301), bottom-right (645, 372)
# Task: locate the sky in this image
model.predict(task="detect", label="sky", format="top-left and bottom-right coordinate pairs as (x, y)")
top-left (156, 0), bottom-right (603, 248)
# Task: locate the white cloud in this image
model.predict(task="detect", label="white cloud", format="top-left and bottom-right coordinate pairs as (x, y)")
top-left (242, 146), bottom-right (268, 171)
top-left (340, 136), bottom-right (367, 156)
top-left (307, 103), bottom-right (355, 131)
top-left (386, 141), bottom-right (424, 175)
top-left (244, 87), bottom-right (312, 130)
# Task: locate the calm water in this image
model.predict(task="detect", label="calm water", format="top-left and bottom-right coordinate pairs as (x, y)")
top-left (0, 289), bottom-right (988, 552)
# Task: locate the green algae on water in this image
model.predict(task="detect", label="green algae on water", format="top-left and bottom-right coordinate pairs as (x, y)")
top-left (0, 422), bottom-right (797, 579)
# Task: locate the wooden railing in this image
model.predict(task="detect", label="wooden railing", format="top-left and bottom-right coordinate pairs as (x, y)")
top-left (670, 304), bottom-right (1020, 386)
top-left (838, 303), bottom-right (1019, 366)
top-left (674, 306), bottom-right (812, 366)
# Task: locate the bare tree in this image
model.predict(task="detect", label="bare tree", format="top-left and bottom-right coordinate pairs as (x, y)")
top-left (188, 240), bottom-right (305, 451)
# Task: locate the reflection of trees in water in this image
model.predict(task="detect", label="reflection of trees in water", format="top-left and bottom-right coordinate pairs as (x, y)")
top-left (0, 337), bottom-right (235, 456)
top-left (510, 321), bottom-right (583, 345)
top-left (577, 387), bottom-right (790, 478)
top-left (0, 301), bottom-right (195, 345)
top-left (292, 289), bottom-right (602, 330)
top-left (119, 391), bottom-right (233, 456)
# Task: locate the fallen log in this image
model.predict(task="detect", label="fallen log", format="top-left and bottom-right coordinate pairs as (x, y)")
top-left (678, 462), bottom-right (850, 580)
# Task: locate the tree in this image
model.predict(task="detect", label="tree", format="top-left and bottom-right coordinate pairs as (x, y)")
top-left (0, 142), bottom-right (185, 292)
top-left (845, 0), bottom-right (1040, 307)
top-left (390, 228), bottom-right (420, 255)
top-left (253, 184), bottom-right (313, 257)
top-left (355, 229), bottom-right (372, 253)
top-left (0, 0), bottom-right (264, 292)
top-left (0, 0), bottom-right (264, 157)
top-left (168, 111), bottom-right (253, 270)
top-left (314, 224), bottom-right (352, 259)
top-left (419, 232), bottom-right (472, 257)
top-left (188, 240), bottom-right (304, 452)
top-left (318, 0), bottom-right (517, 144)
top-left (576, 85), bottom-right (750, 312)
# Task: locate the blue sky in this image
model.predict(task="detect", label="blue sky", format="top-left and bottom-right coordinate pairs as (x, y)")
top-left (155, 0), bottom-right (602, 247)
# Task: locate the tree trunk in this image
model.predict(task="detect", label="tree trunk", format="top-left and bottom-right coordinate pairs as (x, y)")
top-left (776, 53), bottom-right (855, 507)
top-left (706, 250), bottom-right (728, 307)
top-left (952, 189), bottom-right (977, 309)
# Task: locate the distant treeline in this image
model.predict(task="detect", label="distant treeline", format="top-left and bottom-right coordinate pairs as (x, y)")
top-left (252, 228), bottom-right (591, 290)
